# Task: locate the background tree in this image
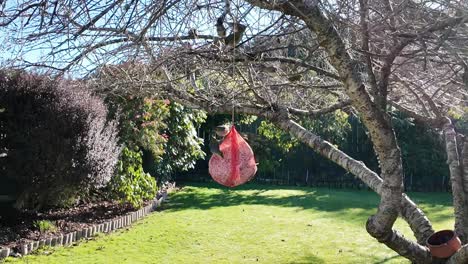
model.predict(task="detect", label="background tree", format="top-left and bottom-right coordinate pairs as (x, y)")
top-left (1, 0), bottom-right (468, 262)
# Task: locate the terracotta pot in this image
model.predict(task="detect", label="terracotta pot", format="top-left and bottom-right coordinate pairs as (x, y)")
top-left (426, 230), bottom-right (461, 258)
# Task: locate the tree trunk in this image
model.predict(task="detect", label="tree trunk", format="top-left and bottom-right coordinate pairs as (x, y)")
top-left (443, 119), bottom-right (468, 243)
top-left (272, 116), bottom-right (432, 263)
top-left (448, 244), bottom-right (468, 264)
top-left (462, 139), bottom-right (468, 197)
top-left (278, 0), bottom-right (404, 253)
top-left (241, 2), bottom-right (437, 262)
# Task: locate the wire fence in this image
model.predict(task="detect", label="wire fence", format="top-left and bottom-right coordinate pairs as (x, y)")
top-left (177, 166), bottom-right (451, 193)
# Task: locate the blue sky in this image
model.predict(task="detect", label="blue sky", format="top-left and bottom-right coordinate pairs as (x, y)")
top-left (0, 1), bottom-right (285, 76)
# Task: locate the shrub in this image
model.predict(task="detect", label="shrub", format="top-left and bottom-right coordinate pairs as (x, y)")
top-left (108, 147), bottom-right (157, 208)
top-left (105, 95), bottom-right (169, 161)
top-left (94, 63), bottom-right (205, 201)
top-left (0, 70), bottom-right (120, 210)
top-left (149, 101), bottom-right (206, 181)
top-left (103, 95), bottom-right (167, 207)
top-left (33, 220), bottom-right (57, 233)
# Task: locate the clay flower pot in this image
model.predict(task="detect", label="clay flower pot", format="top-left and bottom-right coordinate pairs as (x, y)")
top-left (426, 230), bottom-right (461, 258)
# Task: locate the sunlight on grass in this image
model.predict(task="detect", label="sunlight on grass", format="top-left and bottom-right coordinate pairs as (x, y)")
top-left (5, 183), bottom-right (454, 264)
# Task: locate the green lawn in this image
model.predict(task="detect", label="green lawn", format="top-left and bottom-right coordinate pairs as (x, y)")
top-left (4, 183), bottom-right (453, 264)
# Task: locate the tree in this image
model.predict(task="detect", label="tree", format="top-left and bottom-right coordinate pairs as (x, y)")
top-left (1, 0), bottom-right (468, 262)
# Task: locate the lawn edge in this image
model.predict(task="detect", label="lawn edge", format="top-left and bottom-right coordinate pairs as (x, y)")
top-left (0, 183), bottom-right (176, 260)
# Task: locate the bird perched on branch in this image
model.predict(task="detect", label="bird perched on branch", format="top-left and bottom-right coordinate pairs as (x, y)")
top-left (224, 22), bottom-right (247, 47)
top-left (215, 12), bottom-right (247, 48)
top-left (216, 15), bottom-right (227, 38)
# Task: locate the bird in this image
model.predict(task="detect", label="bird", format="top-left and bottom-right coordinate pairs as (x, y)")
top-left (216, 16), bottom-right (227, 39)
top-left (214, 124), bottom-right (230, 137)
top-left (224, 23), bottom-right (247, 47)
top-left (209, 135), bottom-right (224, 158)
top-left (209, 125), bottom-right (231, 158)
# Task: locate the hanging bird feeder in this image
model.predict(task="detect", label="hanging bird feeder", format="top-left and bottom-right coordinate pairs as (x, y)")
top-left (209, 126), bottom-right (257, 187)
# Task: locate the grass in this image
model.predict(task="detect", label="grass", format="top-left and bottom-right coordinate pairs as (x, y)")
top-left (4, 183), bottom-right (454, 264)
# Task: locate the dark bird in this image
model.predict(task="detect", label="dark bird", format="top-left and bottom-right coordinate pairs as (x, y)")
top-left (188, 28), bottom-right (198, 38)
top-left (225, 23), bottom-right (247, 47)
top-left (209, 125), bottom-right (230, 158)
top-left (216, 15), bottom-right (227, 38)
top-left (209, 135), bottom-right (224, 158)
top-left (214, 124), bottom-right (230, 137)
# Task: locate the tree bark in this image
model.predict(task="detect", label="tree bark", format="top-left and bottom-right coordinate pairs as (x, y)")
top-left (448, 244), bottom-right (468, 264)
top-left (443, 119), bottom-right (468, 243)
top-left (462, 138), bottom-right (468, 195)
top-left (251, 0), bottom-right (405, 247)
top-left (273, 116), bottom-right (432, 263)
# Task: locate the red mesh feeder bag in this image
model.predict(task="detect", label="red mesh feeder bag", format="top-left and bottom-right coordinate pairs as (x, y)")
top-left (209, 126), bottom-right (257, 187)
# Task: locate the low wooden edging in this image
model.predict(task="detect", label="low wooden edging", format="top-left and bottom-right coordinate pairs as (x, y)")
top-left (0, 187), bottom-right (174, 259)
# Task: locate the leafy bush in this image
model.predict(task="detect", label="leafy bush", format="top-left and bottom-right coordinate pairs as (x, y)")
top-left (105, 91), bottom-right (206, 180)
top-left (94, 63), bottom-right (205, 198)
top-left (108, 147), bottom-right (157, 208)
top-left (106, 96), bottom-right (169, 160)
top-left (0, 70), bottom-right (120, 210)
top-left (103, 95), bottom-right (167, 206)
top-left (150, 101), bottom-right (206, 181)
top-left (254, 111), bottom-right (351, 177)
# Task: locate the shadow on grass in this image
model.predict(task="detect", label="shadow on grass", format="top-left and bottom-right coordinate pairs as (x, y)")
top-left (288, 254), bottom-right (327, 264)
top-left (166, 182), bottom-right (379, 215)
top-left (165, 181), bottom-right (453, 224)
top-left (409, 193), bottom-right (453, 224)
top-left (372, 254), bottom-right (401, 264)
